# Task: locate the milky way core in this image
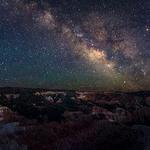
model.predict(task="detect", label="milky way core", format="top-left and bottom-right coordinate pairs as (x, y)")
top-left (0, 0), bottom-right (149, 91)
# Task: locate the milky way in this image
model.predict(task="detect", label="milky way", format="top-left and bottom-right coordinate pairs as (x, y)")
top-left (0, 0), bottom-right (149, 91)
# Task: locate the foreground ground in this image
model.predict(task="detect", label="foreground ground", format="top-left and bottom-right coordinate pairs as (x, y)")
top-left (0, 87), bottom-right (150, 150)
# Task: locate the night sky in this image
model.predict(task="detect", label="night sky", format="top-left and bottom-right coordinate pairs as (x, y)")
top-left (0, 0), bottom-right (149, 91)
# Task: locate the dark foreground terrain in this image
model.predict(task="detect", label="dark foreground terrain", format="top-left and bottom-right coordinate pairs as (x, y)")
top-left (0, 87), bottom-right (150, 150)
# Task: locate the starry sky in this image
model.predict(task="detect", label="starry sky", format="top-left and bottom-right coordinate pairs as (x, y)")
top-left (0, 0), bottom-right (149, 91)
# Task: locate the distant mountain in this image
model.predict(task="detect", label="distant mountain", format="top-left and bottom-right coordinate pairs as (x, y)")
top-left (0, 87), bottom-right (149, 96)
